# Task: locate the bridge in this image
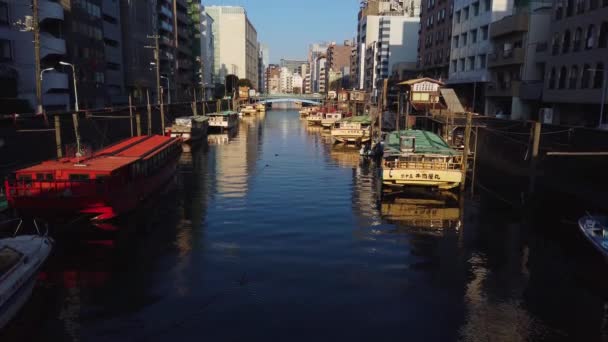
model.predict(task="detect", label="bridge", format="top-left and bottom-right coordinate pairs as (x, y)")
top-left (255, 93), bottom-right (323, 105)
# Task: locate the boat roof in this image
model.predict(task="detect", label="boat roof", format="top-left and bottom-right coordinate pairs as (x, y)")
top-left (208, 111), bottom-right (238, 116)
top-left (175, 115), bottom-right (208, 122)
top-left (384, 130), bottom-right (460, 156)
top-left (17, 135), bottom-right (177, 174)
top-left (339, 115), bottom-right (371, 124)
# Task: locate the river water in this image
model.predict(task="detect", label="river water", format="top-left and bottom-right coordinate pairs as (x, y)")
top-left (3, 110), bottom-right (608, 341)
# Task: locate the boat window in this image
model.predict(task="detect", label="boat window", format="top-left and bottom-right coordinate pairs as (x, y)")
top-left (0, 246), bottom-right (23, 278)
top-left (17, 174), bottom-right (32, 182)
top-left (69, 174), bottom-right (90, 182)
top-left (95, 175), bottom-right (107, 184)
top-left (46, 173), bottom-right (54, 181)
top-left (36, 173), bottom-right (45, 180)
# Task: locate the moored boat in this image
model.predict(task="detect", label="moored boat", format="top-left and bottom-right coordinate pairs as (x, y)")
top-left (240, 105), bottom-right (257, 116)
top-left (321, 112), bottom-right (343, 129)
top-left (165, 115), bottom-right (208, 152)
top-left (208, 111), bottom-right (239, 132)
top-left (299, 106), bottom-right (318, 118)
top-left (330, 116), bottom-right (371, 145)
top-left (4, 135), bottom-right (182, 221)
top-left (382, 130), bottom-right (463, 190)
top-left (578, 215), bottom-right (608, 260)
top-left (0, 234), bottom-right (53, 329)
top-left (255, 103), bottom-right (266, 113)
top-left (306, 112), bottom-right (324, 126)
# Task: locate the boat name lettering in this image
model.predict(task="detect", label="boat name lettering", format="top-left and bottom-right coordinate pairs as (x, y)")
top-left (399, 173), bottom-right (441, 180)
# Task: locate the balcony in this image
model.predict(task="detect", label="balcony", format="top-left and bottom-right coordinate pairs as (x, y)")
top-left (43, 93), bottom-right (69, 107)
top-left (177, 10), bottom-right (189, 25)
top-left (42, 71), bottom-right (68, 93)
top-left (39, 0), bottom-right (64, 22)
top-left (160, 5), bottom-right (173, 18)
top-left (488, 47), bottom-right (525, 68)
top-left (105, 69), bottom-right (123, 86)
top-left (490, 14), bottom-right (528, 38)
top-left (103, 21), bottom-right (120, 40)
top-left (160, 20), bottom-right (173, 33)
top-left (105, 45), bottom-right (122, 64)
top-left (40, 33), bottom-right (66, 58)
top-left (486, 81), bottom-right (521, 97)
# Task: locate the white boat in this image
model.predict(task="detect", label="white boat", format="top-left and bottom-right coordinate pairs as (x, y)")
top-left (0, 235), bottom-right (53, 329)
top-left (321, 112), bottom-right (343, 129)
top-left (306, 112), bottom-right (324, 126)
top-left (239, 105), bottom-right (257, 116)
top-left (208, 111), bottom-right (239, 132)
top-left (165, 115), bottom-right (209, 152)
top-left (578, 215), bottom-right (608, 260)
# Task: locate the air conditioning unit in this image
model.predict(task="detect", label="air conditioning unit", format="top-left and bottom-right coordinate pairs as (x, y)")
top-left (539, 108), bottom-right (554, 124)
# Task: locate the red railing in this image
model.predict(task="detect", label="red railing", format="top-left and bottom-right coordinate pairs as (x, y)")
top-left (6, 180), bottom-right (110, 199)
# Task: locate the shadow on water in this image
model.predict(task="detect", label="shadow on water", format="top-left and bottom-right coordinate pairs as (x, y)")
top-left (3, 110), bottom-right (608, 341)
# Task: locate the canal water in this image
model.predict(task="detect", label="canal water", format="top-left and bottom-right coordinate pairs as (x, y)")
top-left (3, 110), bottom-right (608, 341)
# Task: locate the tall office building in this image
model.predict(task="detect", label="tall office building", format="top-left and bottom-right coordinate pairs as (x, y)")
top-left (259, 44), bottom-right (269, 93)
top-left (417, 0), bottom-right (454, 80)
top-left (120, 0), bottom-right (157, 104)
top-left (199, 5), bottom-right (215, 99)
top-left (308, 42), bottom-right (329, 93)
top-left (206, 6), bottom-right (259, 87)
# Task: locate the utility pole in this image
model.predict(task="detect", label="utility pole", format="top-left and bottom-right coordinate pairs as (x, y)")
top-left (33, 0), bottom-right (42, 115)
top-left (145, 35), bottom-right (163, 133)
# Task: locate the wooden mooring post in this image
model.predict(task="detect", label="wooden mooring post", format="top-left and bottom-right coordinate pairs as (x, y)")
top-left (529, 121), bottom-right (542, 194)
top-left (54, 114), bottom-right (62, 158)
top-left (72, 112), bottom-right (82, 156)
top-left (160, 87), bottom-right (165, 134)
top-left (460, 112), bottom-right (473, 192)
top-left (128, 95), bottom-right (134, 137)
top-left (192, 89), bottom-right (198, 116)
top-left (136, 113), bottom-right (142, 136)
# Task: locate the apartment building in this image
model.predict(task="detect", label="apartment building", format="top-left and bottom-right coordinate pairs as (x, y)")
top-left (326, 41), bottom-right (352, 89)
top-left (448, 0), bottom-right (515, 113)
top-left (199, 5), bottom-right (215, 99)
top-left (307, 42), bottom-right (329, 93)
top-left (266, 64), bottom-right (281, 94)
top-left (0, 0), bottom-right (69, 113)
top-left (485, 2), bottom-right (551, 120)
top-left (542, 0), bottom-right (608, 126)
top-left (418, 0), bottom-right (454, 79)
top-left (102, 0), bottom-right (125, 105)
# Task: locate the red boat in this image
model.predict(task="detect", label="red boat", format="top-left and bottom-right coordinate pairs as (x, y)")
top-left (4, 135), bottom-right (181, 221)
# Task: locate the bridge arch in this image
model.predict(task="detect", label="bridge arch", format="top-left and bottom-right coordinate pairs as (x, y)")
top-left (258, 98), bottom-right (321, 105)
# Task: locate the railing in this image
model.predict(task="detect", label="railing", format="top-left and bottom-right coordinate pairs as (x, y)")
top-left (384, 155), bottom-right (463, 171)
top-left (7, 180), bottom-right (110, 199)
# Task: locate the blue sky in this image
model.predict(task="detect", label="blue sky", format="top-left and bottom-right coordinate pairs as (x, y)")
top-left (207, 0), bottom-right (360, 63)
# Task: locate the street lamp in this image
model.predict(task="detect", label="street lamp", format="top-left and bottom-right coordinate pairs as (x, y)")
top-left (160, 75), bottom-right (170, 104)
top-left (587, 67), bottom-right (608, 128)
top-left (59, 61), bottom-right (79, 112)
top-left (39, 67), bottom-right (55, 112)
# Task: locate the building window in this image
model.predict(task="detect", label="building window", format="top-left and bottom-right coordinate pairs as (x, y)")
top-left (589, 0), bottom-right (599, 9)
top-left (0, 39), bottom-right (11, 61)
top-left (569, 65), bottom-right (579, 88)
top-left (566, 0), bottom-right (574, 16)
top-left (0, 2), bottom-right (8, 26)
top-left (548, 68), bottom-right (556, 88)
top-left (473, 2), bottom-right (480, 15)
top-left (558, 66), bottom-right (567, 88)
top-left (453, 36), bottom-right (459, 48)
top-left (456, 10), bottom-right (461, 23)
top-left (574, 27), bottom-right (583, 51)
top-left (452, 59), bottom-right (457, 72)
top-left (485, 0), bottom-right (492, 11)
top-left (478, 54), bottom-right (487, 68)
top-left (581, 63), bottom-right (591, 88)
top-left (586, 24), bottom-right (596, 49)
top-left (599, 22), bottom-right (608, 48)
top-left (562, 30), bottom-right (571, 53)
top-left (462, 33), bottom-right (468, 45)
top-left (459, 58), bottom-right (465, 71)
top-left (552, 33), bottom-right (561, 55)
top-left (481, 26), bottom-right (489, 40)
top-left (576, 0), bottom-right (585, 12)
top-left (593, 63), bottom-right (604, 88)
top-left (468, 56), bottom-right (475, 70)
top-left (471, 29), bottom-right (478, 43)
top-left (556, 2), bottom-right (564, 19)
top-left (463, 6), bottom-right (470, 20)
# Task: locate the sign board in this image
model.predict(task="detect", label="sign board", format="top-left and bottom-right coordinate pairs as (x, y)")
top-left (412, 81), bottom-right (440, 93)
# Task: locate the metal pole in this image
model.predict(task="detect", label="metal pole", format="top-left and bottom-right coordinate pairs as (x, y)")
top-left (405, 92), bottom-right (411, 129)
top-left (33, 0), bottom-right (42, 115)
top-left (128, 95), bottom-right (134, 137)
top-left (54, 115), bottom-right (62, 158)
top-left (160, 87), bottom-right (165, 134)
top-left (193, 88), bottom-right (198, 116)
top-left (472, 81), bottom-right (477, 114)
top-left (146, 90), bottom-right (152, 136)
top-left (71, 64), bottom-right (79, 112)
top-left (155, 36), bottom-right (161, 107)
top-left (600, 68), bottom-right (607, 128)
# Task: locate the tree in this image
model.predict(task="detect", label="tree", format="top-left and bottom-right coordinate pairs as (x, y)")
top-left (237, 78), bottom-right (254, 88)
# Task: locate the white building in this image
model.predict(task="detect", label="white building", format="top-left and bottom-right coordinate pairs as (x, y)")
top-left (308, 42), bottom-right (329, 93)
top-left (448, 0), bottom-right (515, 112)
top-left (206, 6), bottom-right (259, 86)
top-left (279, 67), bottom-right (293, 93)
top-left (359, 15), bottom-right (420, 97)
top-left (292, 73), bottom-right (303, 93)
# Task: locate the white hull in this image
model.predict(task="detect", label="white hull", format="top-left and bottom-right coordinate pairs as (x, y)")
top-left (0, 235), bottom-right (53, 330)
